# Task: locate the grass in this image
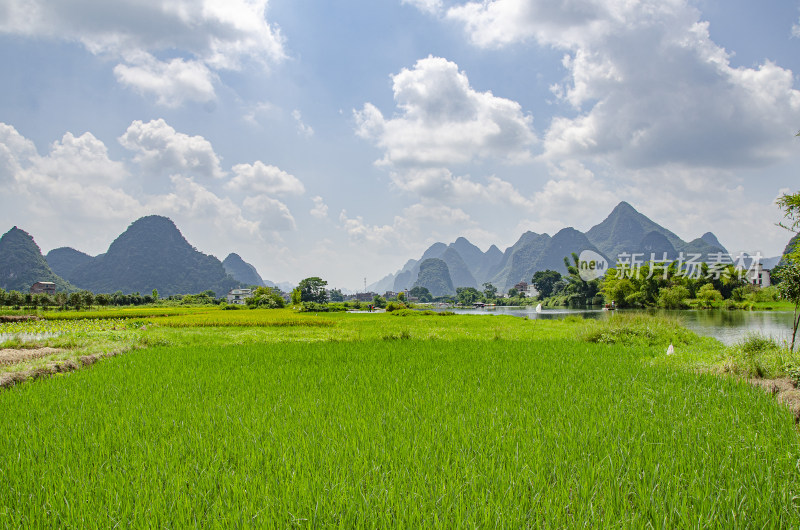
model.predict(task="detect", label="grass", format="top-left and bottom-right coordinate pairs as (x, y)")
top-left (716, 333), bottom-right (800, 380)
top-left (2, 339), bottom-right (799, 526)
top-left (580, 313), bottom-right (697, 347)
top-left (1, 307), bottom-right (800, 525)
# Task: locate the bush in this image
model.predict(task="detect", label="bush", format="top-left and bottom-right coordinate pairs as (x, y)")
top-left (657, 285), bottom-right (690, 309)
top-left (385, 302), bottom-right (407, 312)
top-left (697, 284), bottom-right (723, 307)
top-left (754, 286), bottom-right (780, 303)
top-left (389, 309), bottom-right (419, 317)
top-left (581, 313), bottom-right (696, 346)
top-left (720, 333), bottom-right (786, 379)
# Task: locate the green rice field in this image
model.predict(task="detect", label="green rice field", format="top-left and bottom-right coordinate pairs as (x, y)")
top-left (1, 310), bottom-right (799, 526)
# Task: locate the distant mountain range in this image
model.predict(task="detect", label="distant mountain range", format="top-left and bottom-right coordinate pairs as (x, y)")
top-left (1, 216), bottom-right (277, 296)
top-left (368, 201), bottom-right (778, 296)
top-left (2, 203), bottom-right (793, 297)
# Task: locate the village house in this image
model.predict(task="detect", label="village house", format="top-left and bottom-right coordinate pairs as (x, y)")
top-left (355, 292), bottom-right (378, 302)
top-left (30, 281), bottom-right (56, 295)
top-left (747, 263), bottom-right (771, 287)
top-left (226, 288), bottom-right (253, 305)
top-left (513, 281), bottom-right (540, 299)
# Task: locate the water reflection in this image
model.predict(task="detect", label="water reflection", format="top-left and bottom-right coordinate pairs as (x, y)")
top-left (0, 332), bottom-right (58, 343)
top-left (443, 306), bottom-right (796, 345)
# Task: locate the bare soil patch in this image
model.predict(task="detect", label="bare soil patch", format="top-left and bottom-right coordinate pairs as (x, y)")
top-left (749, 377), bottom-right (800, 422)
top-left (0, 350), bottom-right (122, 390)
top-left (0, 315), bottom-right (41, 323)
top-left (0, 347), bottom-right (63, 366)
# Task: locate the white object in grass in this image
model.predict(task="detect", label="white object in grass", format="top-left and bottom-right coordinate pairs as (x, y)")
top-left (667, 343), bottom-right (674, 355)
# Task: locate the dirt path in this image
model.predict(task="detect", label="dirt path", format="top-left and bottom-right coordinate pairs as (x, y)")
top-left (0, 347), bottom-right (63, 366)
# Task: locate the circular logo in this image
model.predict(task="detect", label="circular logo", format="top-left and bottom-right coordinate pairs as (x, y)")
top-left (578, 250), bottom-right (608, 281)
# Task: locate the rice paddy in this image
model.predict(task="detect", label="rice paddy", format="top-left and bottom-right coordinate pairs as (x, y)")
top-left (0, 309), bottom-right (799, 526)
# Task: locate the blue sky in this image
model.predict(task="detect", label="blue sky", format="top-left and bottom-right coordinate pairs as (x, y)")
top-left (1, 0), bottom-right (799, 290)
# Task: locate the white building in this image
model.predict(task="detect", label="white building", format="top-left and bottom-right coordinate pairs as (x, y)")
top-left (523, 284), bottom-right (540, 298)
top-left (227, 288), bottom-right (253, 305)
top-left (513, 281), bottom-right (540, 299)
top-left (747, 263), bottom-right (771, 288)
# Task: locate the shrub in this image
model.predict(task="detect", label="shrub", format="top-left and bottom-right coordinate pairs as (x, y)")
top-left (385, 302), bottom-right (407, 312)
top-left (720, 333), bottom-right (786, 379)
top-left (657, 285), bottom-right (690, 309)
top-left (581, 313), bottom-right (696, 346)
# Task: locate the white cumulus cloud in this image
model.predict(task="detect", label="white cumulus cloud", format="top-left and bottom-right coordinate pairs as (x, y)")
top-left (292, 110), bottom-right (314, 138)
top-left (0, 121), bottom-right (305, 256)
top-left (228, 161), bottom-right (305, 196)
top-left (243, 194), bottom-right (296, 231)
top-left (445, 0), bottom-right (800, 170)
top-left (355, 56), bottom-right (536, 167)
top-left (339, 202), bottom-right (473, 250)
top-left (119, 119), bottom-right (225, 180)
top-left (402, 0), bottom-right (442, 15)
top-left (114, 53), bottom-right (217, 106)
top-left (353, 56), bottom-right (536, 208)
top-left (310, 196), bottom-right (328, 219)
top-left (0, 0), bottom-right (286, 106)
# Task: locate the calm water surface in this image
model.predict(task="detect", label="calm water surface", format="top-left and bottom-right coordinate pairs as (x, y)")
top-left (445, 306), bottom-right (797, 345)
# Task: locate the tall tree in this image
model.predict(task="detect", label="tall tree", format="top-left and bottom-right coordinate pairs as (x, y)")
top-left (409, 286), bottom-right (432, 302)
top-left (776, 262), bottom-right (800, 352)
top-left (456, 287), bottom-right (481, 305)
top-left (482, 282), bottom-right (497, 300)
top-left (776, 188), bottom-right (800, 351)
top-left (531, 270), bottom-right (562, 298)
top-left (298, 277), bottom-right (328, 303)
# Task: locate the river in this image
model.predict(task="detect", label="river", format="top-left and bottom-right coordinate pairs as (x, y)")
top-left (443, 306), bottom-right (797, 346)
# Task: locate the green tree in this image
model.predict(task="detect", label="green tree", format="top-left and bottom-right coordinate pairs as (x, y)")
top-left (776, 188), bottom-right (800, 350)
top-left (96, 293), bottom-right (111, 307)
top-left (776, 261), bottom-right (800, 352)
top-left (8, 290), bottom-right (23, 308)
top-left (372, 295), bottom-right (387, 308)
top-left (777, 186), bottom-right (800, 233)
top-left (456, 287), bottom-right (481, 305)
top-left (531, 270), bottom-right (562, 299)
top-left (152, 288), bottom-right (159, 302)
top-left (298, 277), bottom-right (328, 303)
top-left (657, 285), bottom-right (690, 309)
top-left (82, 290), bottom-right (94, 309)
top-left (55, 292), bottom-right (67, 309)
top-left (397, 291), bottom-right (406, 302)
top-left (507, 287), bottom-right (519, 298)
top-left (329, 288), bottom-right (344, 302)
top-left (601, 271), bottom-right (635, 308)
top-left (68, 292), bottom-right (83, 310)
top-left (37, 294), bottom-right (54, 309)
top-left (697, 284), bottom-right (723, 308)
top-left (249, 286), bottom-right (285, 308)
top-left (291, 288), bottom-right (302, 306)
top-left (563, 253), bottom-right (601, 307)
top-left (482, 282), bottom-right (498, 300)
top-left (409, 286), bottom-right (432, 302)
